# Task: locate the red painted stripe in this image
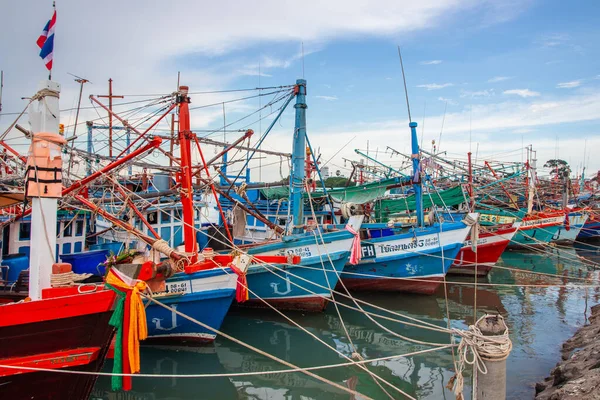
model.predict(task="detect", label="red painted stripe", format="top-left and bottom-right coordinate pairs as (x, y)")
top-left (0, 347), bottom-right (100, 377)
top-left (0, 290), bottom-right (115, 328)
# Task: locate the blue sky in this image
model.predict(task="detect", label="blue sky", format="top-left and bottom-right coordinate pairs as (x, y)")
top-left (1, 0), bottom-right (598, 181)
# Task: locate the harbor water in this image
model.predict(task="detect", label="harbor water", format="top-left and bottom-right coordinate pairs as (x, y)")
top-left (92, 245), bottom-right (600, 399)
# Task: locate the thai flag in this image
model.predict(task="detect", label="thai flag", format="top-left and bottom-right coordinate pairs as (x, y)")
top-left (37, 10), bottom-right (56, 71)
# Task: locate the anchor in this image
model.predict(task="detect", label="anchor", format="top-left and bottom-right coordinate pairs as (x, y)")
top-left (270, 272), bottom-right (293, 295)
top-left (152, 304), bottom-right (179, 331)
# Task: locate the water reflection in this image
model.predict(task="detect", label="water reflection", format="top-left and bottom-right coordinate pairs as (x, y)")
top-left (93, 248), bottom-right (598, 399)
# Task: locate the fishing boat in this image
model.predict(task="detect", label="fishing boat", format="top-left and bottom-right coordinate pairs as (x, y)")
top-left (550, 210), bottom-right (589, 244)
top-left (339, 118), bottom-right (475, 294)
top-left (478, 209), bottom-right (564, 249)
top-left (576, 211), bottom-right (600, 240)
top-left (0, 79), bottom-right (169, 399)
top-left (449, 223), bottom-right (519, 276)
top-left (230, 80), bottom-right (363, 311)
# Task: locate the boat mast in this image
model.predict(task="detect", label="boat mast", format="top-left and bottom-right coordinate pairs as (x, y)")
top-left (27, 80), bottom-right (62, 300)
top-left (397, 47), bottom-right (424, 227)
top-left (176, 86), bottom-right (198, 262)
top-left (291, 79), bottom-right (307, 234)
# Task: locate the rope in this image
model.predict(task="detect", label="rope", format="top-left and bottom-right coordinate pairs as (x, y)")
top-left (50, 271), bottom-right (93, 287)
top-left (141, 293), bottom-right (371, 399)
top-left (450, 314), bottom-right (512, 400)
top-left (0, 344), bottom-right (453, 378)
top-left (151, 239), bottom-right (175, 258)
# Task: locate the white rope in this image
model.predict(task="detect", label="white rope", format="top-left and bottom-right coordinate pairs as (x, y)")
top-left (50, 271), bottom-right (93, 287)
top-left (0, 344), bottom-right (453, 378)
top-left (151, 238), bottom-right (174, 258)
top-left (450, 314), bottom-right (513, 399)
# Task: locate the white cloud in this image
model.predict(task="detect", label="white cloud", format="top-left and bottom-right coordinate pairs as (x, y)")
top-left (308, 92), bottom-right (600, 176)
top-left (420, 60), bottom-right (442, 65)
top-left (538, 33), bottom-right (570, 48)
top-left (556, 80), bottom-right (581, 89)
top-left (237, 69), bottom-right (272, 77)
top-left (460, 89), bottom-right (494, 98)
top-left (488, 76), bottom-right (511, 83)
top-left (416, 83), bottom-right (453, 90)
top-left (503, 89), bottom-right (540, 98)
top-left (315, 95), bottom-right (338, 101)
top-left (437, 97), bottom-right (457, 105)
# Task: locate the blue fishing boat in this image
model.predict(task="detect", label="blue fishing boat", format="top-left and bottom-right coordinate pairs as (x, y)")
top-left (338, 120), bottom-right (474, 294)
top-left (577, 214), bottom-right (600, 239)
top-left (224, 79), bottom-right (362, 311)
top-left (145, 266), bottom-right (238, 343)
top-left (341, 216), bottom-right (474, 294)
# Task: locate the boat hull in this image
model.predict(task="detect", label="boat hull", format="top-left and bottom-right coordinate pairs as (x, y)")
top-left (0, 290), bottom-right (115, 400)
top-left (145, 268), bottom-right (236, 344)
top-left (449, 226), bottom-right (517, 277)
top-left (241, 252), bottom-right (348, 312)
top-left (243, 230), bottom-right (354, 311)
top-left (508, 215), bottom-right (563, 249)
top-left (577, 219), bottom-right (600, 240)
top-left (550, 213), bottom-right (588, 244)
top-left (340, 222), bottom-right (470, 294)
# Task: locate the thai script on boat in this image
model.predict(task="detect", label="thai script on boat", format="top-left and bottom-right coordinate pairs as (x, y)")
top-left (463, 237), bottom-right (489, 247)
top-left (521, 216), bottom-right (563, 228)
top-left (377, 236), bottom-right (439, 254)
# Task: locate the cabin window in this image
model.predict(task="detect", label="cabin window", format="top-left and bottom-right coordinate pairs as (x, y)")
top-left (19, 223), bottom-right (31, 241)
top-left (195, 209), bottom-right (201, 221)
top-left (63, 223), bottom-right (72, 237)
top-left (174, 208), bottom-right (182, 221)
top-left (56, 221), bottom-right (61, 236)
top-left (147, 212), bottom-right (158, 225)
top-left (161, 210), bottom-right (171, 223)
top-left (278, 218), bottom-right (287, 226)
top-left (75, 220), bottom-right (84, 236)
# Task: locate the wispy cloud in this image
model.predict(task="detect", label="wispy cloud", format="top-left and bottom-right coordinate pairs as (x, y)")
top-left (537, 33), bottom-right (584, 54)
top-left (539, 33), bottom-right (569, 48)
top-left (503, 89), bottom-right (540, 98)
top-left (438, 97), bottom-right (457, 106)
top-left (315, 95), bottom-right (338, 101)
top-left (557, 80), bottom-right (582, 89)
top-left (488, 76), bottom-right (511, 83)
top-left (416, 83), bottom-right (453, 90)
top-left (237, 69), bottom-right (272, 77)
top-left (420, 60), bottom-right (442, 65)
top-left (460, 89), bottom-right (494, 98)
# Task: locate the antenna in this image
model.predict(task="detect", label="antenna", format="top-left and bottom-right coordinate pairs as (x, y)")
top-left (67, 72), bottom-right (92, 84)
top-left (438, 100), bottom-right (448, 154)
top-left (301, 42), bottom-right (305, 79)
top-left (0, 70), bottom-right (3, 113)
top-left (65, 73), bottom-right (90, 176)
top-left (397, 46), bottom-right (412, 123)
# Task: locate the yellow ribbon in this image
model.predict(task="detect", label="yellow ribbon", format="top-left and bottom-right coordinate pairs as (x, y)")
top-left (106, 270), bottom-right (148, 374)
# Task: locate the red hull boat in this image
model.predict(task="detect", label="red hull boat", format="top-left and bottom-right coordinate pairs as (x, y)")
top-left (0, 287), bottom-right (116, 400)
top-left (449, 225), bottom-right (518, 277)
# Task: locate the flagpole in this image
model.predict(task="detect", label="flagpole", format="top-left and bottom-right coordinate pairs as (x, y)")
top-left (49, 1), bottom-right (55, 80)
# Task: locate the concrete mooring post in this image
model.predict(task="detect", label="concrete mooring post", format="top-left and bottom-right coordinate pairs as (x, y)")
top-left (475, 315), bottom-right (512, 400)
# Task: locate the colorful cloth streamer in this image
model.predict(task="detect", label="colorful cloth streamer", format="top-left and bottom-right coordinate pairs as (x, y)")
top-left (105, 268), bottom-right (148, 391)
top-left (345, 224), bottom-right (362, 265)
top-left (227, 260), bottom-right (249, 303)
